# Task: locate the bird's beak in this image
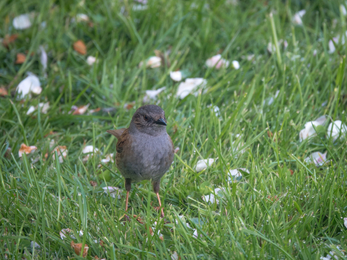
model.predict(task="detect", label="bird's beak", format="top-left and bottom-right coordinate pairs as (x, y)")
top-left (154, 118), bottom-right (167, 126)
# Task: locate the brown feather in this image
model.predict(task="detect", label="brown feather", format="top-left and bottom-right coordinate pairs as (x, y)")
top-left (116, 129), bottom-right (131, 154)
top-left (107, 128), bottom-right (126, 139)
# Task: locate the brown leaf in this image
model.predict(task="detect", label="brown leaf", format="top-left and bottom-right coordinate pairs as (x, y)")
top-left (0, 87), bottom-right (8, 96)
top-left (289, 169), bottom-right (294, 175)
top-left (15, 53), bottom-right (26, 64)
top-left (90, 181), bottom-right (97, 187)
top-left (72, 104), bottom-right (90, 115)
top-left (44, 131), bottom-right (58, 137)
top-left (4, 147), bottom-right (12, 159)
top-left (133, 215), bottom-right (144, 224)
top-left (18, 143), bottom-right (37, 157)
top-left (124, 102), bottom-right (135, 111)
top-left (71, 241), bottom-right (89, 257)
top-left (73, 40), bottom-right (87, 55)
top-left (2, 34), bottom-right (18, 47)
top-left (99, 240), bottom-right (104, 247)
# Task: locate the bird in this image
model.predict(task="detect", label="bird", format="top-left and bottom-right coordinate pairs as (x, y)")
top-left (107, 105), bottom-right (174, 218)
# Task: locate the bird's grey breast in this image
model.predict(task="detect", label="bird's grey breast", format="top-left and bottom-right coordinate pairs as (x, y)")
top-left (119, 132), bottom-right (173, 182)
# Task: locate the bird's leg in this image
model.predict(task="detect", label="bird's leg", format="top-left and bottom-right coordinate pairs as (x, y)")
top-left (125, 178), bottom-right (131, 212)
top-left (152, 180), bottom-right (164, 218)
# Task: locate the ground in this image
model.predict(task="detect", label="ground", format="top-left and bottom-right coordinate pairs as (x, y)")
top-left (1, 0), bottom-right (347, 259)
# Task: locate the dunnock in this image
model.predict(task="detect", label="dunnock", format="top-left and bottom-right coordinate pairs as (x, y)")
top-left (107, 105), bottom-right (174, 218)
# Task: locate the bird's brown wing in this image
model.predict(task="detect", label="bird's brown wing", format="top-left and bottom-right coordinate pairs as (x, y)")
top-left (107, 128), bottom-right (126, 139)
top-left (115, 129), bottom-right (131, 154)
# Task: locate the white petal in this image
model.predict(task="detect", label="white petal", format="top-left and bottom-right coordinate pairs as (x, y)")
top-left (299, 116), bottom-right (327, 142)
top-left (39, 46), bottom-right (48, 71)
top-left (170, 71), bottom-right (183, 82)
top-left (176, 78), bottom-right (207, 99)
top-left (82, 145), bottom-right (99, 154)
top-left (39, 102), bottom-right (50, 114)
top-left (202, 187), bottom-right (225, 204)
top-left (206, 54), bottom-right (229, 69)
top-left (101, 153), bottom-right (114, 163)
top-left (30, 241), bottom-right (40, 249)
top-left (102, 186), bottom-right (121, 199)
top-left (86, 56), bottom-right (97, 65)
top-left (304, 152), bottom-right (327, 166)
top-left (267, 42), bottom-right (276, 54)
top-left (292, 10), bottom-right (306, 25)
top-left (17, 73), bottom-right (41, 98)
top-left (140, 56), bottom-right (161, 68)
top-left (13, 14), bottom-right (32, 30)
top-left (143, 87), bottom-right (166, 102)
top-left (76, 13), bottom-right (89, 22)
top-left (26, 106), bottom-right (35, 115)
top-left (228, 168), bottom-right (249, 182)
top-left (195, 158), bottom-right (216, 172)
top-left (232, 60), bottom-right (240, 70)
top-left (341, 5), bottom-right (347, 16)
top-left (344, 218), bottom-right (347, 228)
top-left (329, 39), bottom-right (336, 53)
top-left (171, 252), bottom-right (179, 260)
top-left (327, 120), bottom-right (347, 141)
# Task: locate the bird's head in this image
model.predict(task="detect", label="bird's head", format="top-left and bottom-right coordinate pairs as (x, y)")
top-left (130, 105), bottom-right (167, 135)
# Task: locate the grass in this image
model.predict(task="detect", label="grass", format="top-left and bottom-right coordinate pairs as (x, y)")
top-left (1, 0), bottom-right (347, 259)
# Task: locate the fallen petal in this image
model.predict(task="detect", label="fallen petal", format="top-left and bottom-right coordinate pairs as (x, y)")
top-left (52, 146), bottom-right (68, 163)
top-left (86, 56), bottom-right (97, 65)
top-left (39, 46), bottom-right (48, 71)
top-left (101, 153), bottom-right (114, 163)
top-left (176, 78), bottom-right (207, 99)
top-left (202, 187), bottom-right (225, 204)
top-left (206, 54), bottom-right (229, 69)
top-left (143, 87), bottom-right (166, 103)
top-left (327, 120), bottom-right (347, 141)
top-left (16, 73), bottom-right (41, 98)
top-left (102, 186), bottom-right (121, 199)
top-left (299, 116), bottom-right (327, 142)
top-left (292, 10), bottom-right (306, 25)
top-left (76, 13), bottom-right (89, 22)
top-left (139, 56), bottom-right (161, 68)
top-left (232, 60), bottom-right (240, 70)
top-left (72, 104), bottom-right (90, 115)
top-left (195, 158), bottom-right (216, 172)
top-left (13, 14), bottom-right (32, 30)
top-left (18, 143), bottom-right (37, 157)
top-left (304, 152), bottom-right (328, 166)
top-left (26, 106), bottom-right (36, 115)
top-left (170, 71), bottom-right (183, 82)
top-left (228, 168), bottom-right (249, 182)
top-left (344, 218), bottom-right (347, 228)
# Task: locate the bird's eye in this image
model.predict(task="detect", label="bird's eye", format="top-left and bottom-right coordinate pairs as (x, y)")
top-left (144, 115), bottom-right (149, 121)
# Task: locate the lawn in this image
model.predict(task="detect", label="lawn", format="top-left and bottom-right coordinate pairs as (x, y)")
top-left (1, 0), bottom-right (347, 259)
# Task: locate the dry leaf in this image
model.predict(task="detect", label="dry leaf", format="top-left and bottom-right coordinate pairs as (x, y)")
top-left (0, 87), bottom-right (8, 96)
top-left (15, 53), bottom-right (26, 64)
top-left (72, 104), bottom-right (90, 115)
top-left (90, 181), bottom-right (97, 187)
top-left (73, 40), bottom-right (87, 55)
top-left (2, 34), bottom-right (18, 47)
top-left (18, 143), bottom-right (37, 157)
top-left (71, 241), bottom-right (89, 257)
top-left (124, 102), bottom-right (135, 110)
